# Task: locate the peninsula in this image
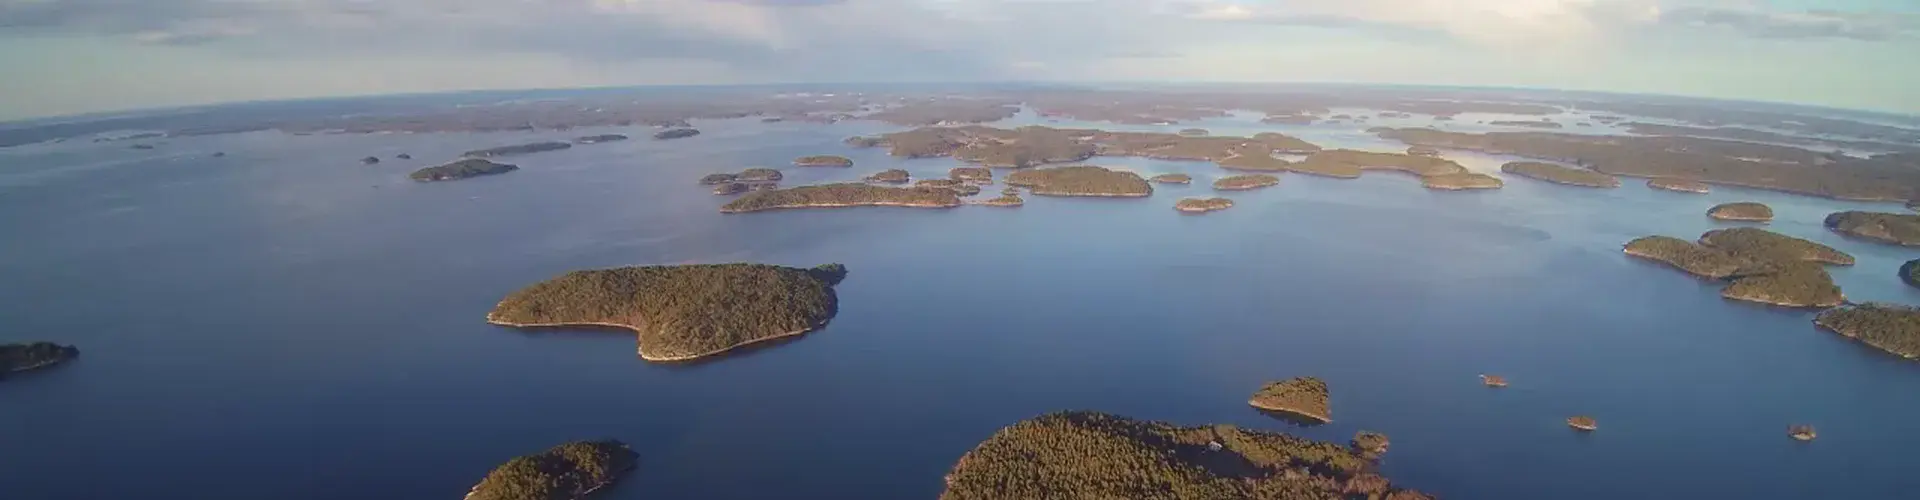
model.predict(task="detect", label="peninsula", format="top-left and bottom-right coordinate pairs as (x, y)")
top-left (1500, 161), bottom-right (1621, 188)
top-left (409, 159), bottom-right (519, 182)
top-left (1248, 377), bottom-right (1332, 423)
top-left (1648, 178), bottom-right (1710, 193)
top-left (461, 141), bottom-right (571, 158)
top-left (653, 128), bottom-right (700, 140)
top-left (1149, 173), bottom-right (1191, 184)
top-left (1709, 202), bottom-right (1774, 221)
top-left (1422, 173), bottom-right (1504, 190)
top-left (1004, 166), bottom-right (1152, 197)
top-left (1824, 211), bottom-right (1920, 246)
top-left (721, 184), bottom-right (962, 213)
top-left (1814, 304), bottom-right (1920, 360)
top-left (464, 440), bottom-right (638, 500)
top-left (794, 155), bottom-right (854, 167)
top-left (1174, 197), bottom-right (1234, 214)
top-left (1213, 174), bottom-right (1279, 191)
top-left (939, 411), bottom-right (1429, 500)
top-left (1, 342), bottom-right (79, 377)
top-left (487, 263), bottom-right (847, 361)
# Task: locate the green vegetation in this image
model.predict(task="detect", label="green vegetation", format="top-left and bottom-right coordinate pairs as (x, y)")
top-left (951, 184), bottom-right (982, 196)
top-left (1213, 174), bottom-right (1279, 191)
top-left (1903, 259), bottom-right (1920, 289)
top-left (1005, 166), bottom-right (1152, 197)
top-left (939, 411), bottom-right (1428, 500)
top-left (1, 342), bottom-right (79, 377)
top-left (410, 159), bottom-right (519, 182)
top-left (1718, 261), bottom-right (1845, 308)
top-left (737, 168), bottom-right (782, 182)
top-left (1628, 229), bottom-right (1851, 307)
top-left (466, 440), bottom-right (638, 500)
top-left (950, 167), bottom-right (992, 183)
top-left (862, 126), bottom-right (1097, 167)
top-left (1709, 202), bottom-right (1773, 221)
top-left (917, 179), bottom-right (963, 189)
top-left (461, 141), bottom-right (572, 158)
top-left (1150, 173), bottom-right (1191, 184)
top-left (1422, 173), bottom-right (1503, 190)
top-left (1698, 227), bottom-right (1853, 266)
top-left (866, 169), bottom-right (910, 184)
top-left (793, 155), bottom-right (853, 167)
top-left (1248, 377), bottom-right (1331, 423)
top-left (1624, 236), bottom-right (1745, 279)
top-left (978, 194), bottom-right (1024, 207)
top-left (1648, 178), bottom-right (1710, 193)
top-left (488, 263), bottom-right (846, 361)
top-left (573, 134), bottom-right (628, 144)
top-left (1287, 149), bottom-right (1467, 179)
top-left (720, 183), bottom-right (962, 213)
top-left (1568, 416), bottom-right (1597, 431)
top-left (1824, 211), bottom-right (1920, 246)
top-left (1500, 161), bottom-right (1620, 188)
top-left (653, 128), bottom-right (700, 140)
top-left (1174, 197), bottom-right (1234, 214)
top-left (1814, 303), bottom-right (1920, 360)
top-left (699, 173), bottom-right (737, 185)
top-left (1351, 431), bottom-right (1389, 457)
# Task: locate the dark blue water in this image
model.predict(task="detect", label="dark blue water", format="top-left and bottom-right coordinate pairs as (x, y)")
top-left (4, 108), bottom-right (1920, 500)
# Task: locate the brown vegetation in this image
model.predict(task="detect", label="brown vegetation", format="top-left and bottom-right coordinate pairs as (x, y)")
top-left (1174, 197), bottom-right (1234, 214)
top-left (1648, 178), bottom-right (1710, 193)
top-left (1814, 303), bottom-right (1920, 360)
top-left (1004, 166), bottom-right (1152, 197)
top-left (794, 155), bottom-right (854, 167)
top-left (1709, 202), bottom-right (1774, 221)
top-left (866, 169), bottom-right (910, 184)
top-left (1824, 211), bottom-right (1920, 246)
top-left (1422, 173), bottom-right (1504, 190)
top-left (1248, 377), bottom-right (1332, 423)
top-left (1150, 173), bottom-right (1192, 184)
top-left (1567, 416), bottom-right (1597, 431)
top-left (466, 440), bottom-right (638, 500)
top-left (1213, 174), bottom-right (1280, 191)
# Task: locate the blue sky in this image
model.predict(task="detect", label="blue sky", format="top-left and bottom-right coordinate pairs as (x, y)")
top-left (0, 0), bottom-right (1916, 120)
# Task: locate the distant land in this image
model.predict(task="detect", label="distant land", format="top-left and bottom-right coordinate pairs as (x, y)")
top-left (1, 342), bottom-right (79, 378)
top-left (410, 159), bottom-right (518, 182)
top-left (721, 184), bottom-right (962, 213)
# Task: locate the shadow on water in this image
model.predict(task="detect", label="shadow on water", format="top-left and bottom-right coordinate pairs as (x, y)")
top-left (1254, 408), bottom-right (1330, 428)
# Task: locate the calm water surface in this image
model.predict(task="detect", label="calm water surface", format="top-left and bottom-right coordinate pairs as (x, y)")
top-left (4, 109), bottom-right (1920, 500)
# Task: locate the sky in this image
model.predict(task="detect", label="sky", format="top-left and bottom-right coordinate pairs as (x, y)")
top-left (0, 0), bottom-right (1916, 120)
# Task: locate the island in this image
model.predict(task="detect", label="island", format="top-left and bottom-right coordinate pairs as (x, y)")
top-left (866, 169), bottom-right (910, 184)
top-left (699, 173), bottom-right (737, 185)
top-left (1422, 173), bottom-right (1504, 190)
top-left (574, 134), bottom-right (629, 144)
top-left (464, 440), bottom-right (638, 500)
top-left (1406, 146), bottom-right (1440, 157)
top-left (409, 159), bottom-right (519, 182)
top-left (1903, 259), bottom-right (1920, 289)
top-left (129, 144), bottom-right (155, 150)
top-left (794, 155), bottom-right (854, 167)
top-left (1213, 174), bottom-right (1279, 191)
top-left (1709, 202), bottom-right (1774, 221)
top-left (1351, 431), bottom-right (1390, 458)
top-left (462, 141), bottom-right (572, 158)
top-left (1824, 211), bottom-right (1920, 246)
top-left (488, 263), bottom-right (847, 361)
top-left (1004, 166), bottom-right (1152, 197)
top-left (1789, 425), bottom-right (1817, 441)
top-left (1480, 374), bottom-right (1508, 388)
top-left (950, 167), bottom-right (992, 183)
top-left (1699, 227), bottom-right (1854, 266)
top-left (395, 153), bottom-right (412, 160)
top-left (1261, 114), bottom-right (1315, 125)
top-left (737, 168), bottom-right (783, 182)
top-left (1500, 161), bottom-right (1620, 188)
top-left (951, 184), bottom-right (982, 196)
top-left (1491, 119), bottom-right (1564, 129)
top-left (720, 184), bottom-right (963, 213)
top-left (1648, 178), bottom-right (1710, 193)
top-left (1, 342), bottom-right (79, 378)
top-left (1174, 197), bottom-right (1234, 214)
top-left (1285, 149), bottom-right (1467, 179)
top-left (1178, 128), bottom-right (1209, 136)
top-left (1149, 173), bottom-right (1191, 184)
top-left (939, 411), bottom-right (1429, 500)
top-left (360, 156), bottom-right (380, 165)
top-left (653, 128), bottom-right (700, 140)
top-left (1248, 377), bottom-right (1331, 423)
top-left (917, 179), bottom-right (963, 189)
top-left (1813, 303), bottom-right (1920, 360)
top-left (713, 182), bottom-right (748, 195)
top-left (1567, 416), bottom-right (1598, 431)
top-left (977, 194), bottom-right (1024, 207)
top-left (1626, 229), bottom-right (1851, 308)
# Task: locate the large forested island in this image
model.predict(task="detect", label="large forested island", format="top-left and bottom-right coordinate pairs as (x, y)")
top-left (1814, 304), bottom-right (1920, 360)
top-left (461, 141), bottom-right (572, 158)
top-left (939, 411), bottom-right (1429, 500)
top-left (1004, 166), bottom-right (1152, 197)
top-left (487, 263), bottom-right (848, 361)
top-left (1, 342), bottom-right (79, 377)
top-left (1213, 174), bottom-right (1280, 191)
top-left (1624, 236), bottom-right (1746, 278)
top-left (409, 159), bottom-right (519, 182)
top-left (1281, 149), bottom-right (1468, 179)
top-left (1824, 211), bottom-right (1920, 246)
top-left (1499, 161), bottom-right (1621, 188)
top-left (465, 440), bottom-right (638, 500)
top-left (1625, 228), bottom-right (1852, 307)
top-left (720, 184), bottom-right (963, 213)
top-left (1709, 202), bottom-right (1774, 221)
top-left (1248, 377), bottom-right (1332, 423)
top-left (1422, 173), bottom-right (1504, 190)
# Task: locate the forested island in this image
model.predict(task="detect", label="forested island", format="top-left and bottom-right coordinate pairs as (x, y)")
top-left (712, 183), bottom-right (748, 195)
top-left (1150, 173), bottom-right (1191, 184)
top-left (1248, 377), bottom-right (1332, 423)
top-left (866, 169), bottom-right (910, 184)
top-left (1903, 259), bottom-right (1920, 288)
top-left (1284, 149), bottom-right (1467, 179)
top-left (1422, 173), bottom-right (1504, 190)
top-left (1174, 197), bottom-right (1234, 214)
top-left (653, 128), bottom-right (700, 140)
top-left (1213, 174), bottom-right (1279, 191)
top-left (573, 134), bottom-right (628, 144)
top-left (1004, 166), bottom-right (1152, 197)
top-left (1824, 211), bottom-right (1920, 246)
top-left (939, 411), bottom-right (1429, 500)
top-left (950, 167), bottom-right (992, 183)
top-left (464, 440), bottom-right (638, 500)
top-left (1625, 228), bottom-right (1852, 307)
top-left (1648, 178), bottom-right (1710, 193)
top-left (847, 125), bottom-right (1320, 169)
top-left (720, 184), bottom-right (962, 213)
top-left (409, 159), bottom-right (519, 182)
top-left (1709, 202), bottom-right (1774, 221)
top-left (794, 155), bottom-right (854, 167)
top-left (1814, 304), bottom-right (1920, 360)
top-left (977, 194), bottom-right (1024, 207)
top-left (1500, 161), bottom-right (1621, 188)
top-left (1567, 416), bottom-right (1598, 431)
top-left (1, 342), bottom-right (79, 377)
top-left (737, 168), bottom-right (782, 182)
top-left (487, 263), bottom-right (847, 361)
top-left (461, 141), bottom-right (571, 158)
